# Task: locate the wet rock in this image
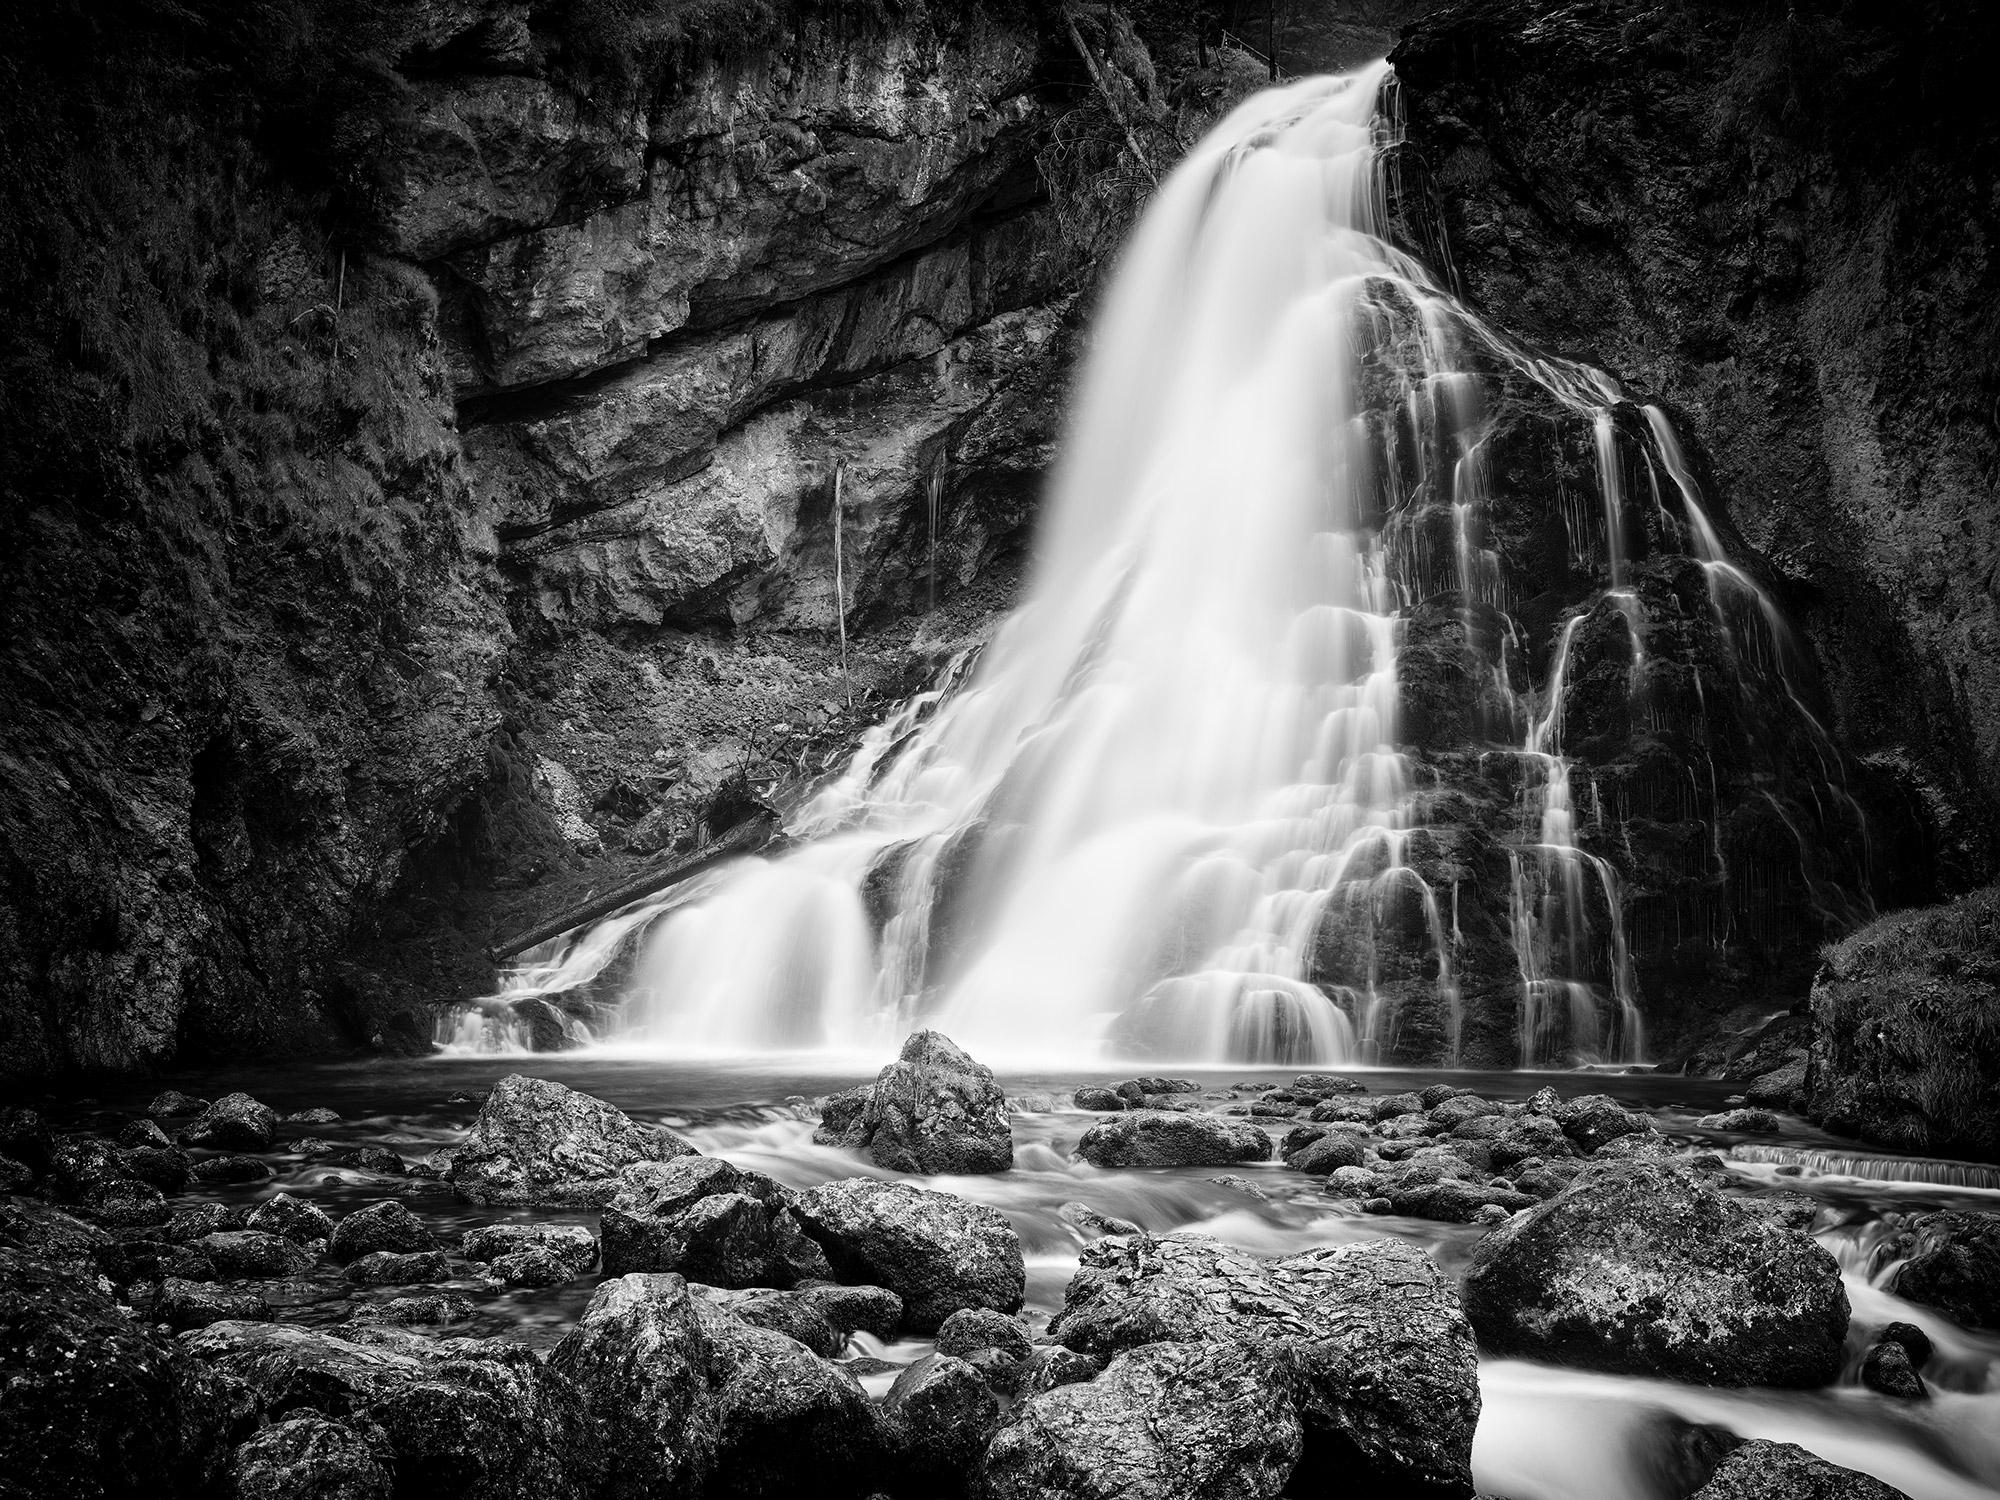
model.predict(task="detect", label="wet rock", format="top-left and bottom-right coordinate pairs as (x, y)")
top-left (548, 1274), bottom-right (720, 1499)
top-left (343, 1250), bottom-right (450, 1286)
top-left (1744, 1061), bottom-right (1809, 1111)
top-left (1689, 1439), bottom-right (1912, 1499)
top-left (692, 1285), bottom-right (846, 1357)
top-left (1284, 1131), bottom-right (1366, 1174)
top-left (1886, 1210), bottom-right (2000, 1330)
top-left (1293, 1073), bottom-right (1367, 1095)
top-left (816, 1031), bottom-right (1014, 1174)
top-left (700, 1309), bottom-right (886, 1500)
top-left (0, 1108), bottom-right (51, 1177)
top-left (149, 1090), bottom-right (209, 1119)
top-left (1420, 1085), bottom-right (1471, 1109)
top-left (184, 1093), bottom-right (280, 1152)
top-left (283, 1108), bottom-right (343, 1127)
top-left (199, 1231), bottom-right (318, 1279)
top-left (121, 1118), bottom-right (174, 1149)
top-left (1698, 1108), bottom-right (1784, 1132)
top-left (349, 1292), bottom-right (476, 1328)
top-left (1307, 1096), bottom-right (1377, 1123)
top-left (1058, 1201), bottom-right (1142, 1238)
top-left (1371, 1092), bottom-right (1426, 1121)
top-left (222, 1413), bottom-right (391, 1500)
top-left (1487, 1114), bottom-right (1575, 1167)
top-left (1073, 1087), bottom-right (1125, 1111)
top-left (121, 1144), bottom-right (193, 1193)
top-left (191, 1155), bottom-right (273, 1186)
top-left (461, 1222), bottom-right (596, 1275)
top-left (489, 1246), bottom-right (579, 1287)
top-left (936, 1307), bottom-right (1032, 1363)
top-left (796, 1178), bottom-right (1025, 1333)
top-left (159, 1277), bottom-right (271, 1331)
top-left (1504, 1156), bottom-right (1584, 1199)
top-left (169, 1203), bottom-right (248, 1242)
top-left (0, 1246), bottom-right (213, 1496)
top-left (1859, 1339), bottom-right (1927, 1400)
top-left (49, 1134), bottom-right (127, 1197)
top-left (883, 1353), bottom-right (1000, 1488)
top-left (245, 1194), bottom-right (336, 1246)
top-left (329, 1201), bottom-right (439, 1263)
top-left (1051, 1235), bottom-right (1479, 1493)
top-left (1011, 1345), bottom-right (1101, 1397)
top-left (1387, 1178), bottom-right (1538, 1223)
top-left (1429, 1094), bottom-right (1500, 1128)
top-left (440, 1075), bottom-right (695, 1206)
top-left (1557, 1094), bottom-right (1651, 1152)
top-left (600, 1156), bottom-right (832, 1289)
top-left (977, 1340), bottom-right (1302, 1500)
top-left (328, 1147), bottom-right (407, 1177)
top-left (1877, 1321), bottom-right (1933, 1364)
top-left (1076, 1110), bottom-right (1273, 1168)
top-left (1462, 1160), bottom-right (1848, 1386)
top-left (0, 1152), bottom-right (30, 1192)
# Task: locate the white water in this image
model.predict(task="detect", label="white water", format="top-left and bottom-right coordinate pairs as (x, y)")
top-left (452, 62), bottom-right (1857, 1068)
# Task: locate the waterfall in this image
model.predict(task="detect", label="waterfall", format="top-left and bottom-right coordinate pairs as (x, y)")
top-left (463, 62), bottom-right (1860, 1068)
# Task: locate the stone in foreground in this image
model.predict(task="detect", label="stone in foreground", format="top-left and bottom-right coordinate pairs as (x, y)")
top-left (600, 1156), bottom-right (832, 1288)
top-left (1462, 1160), bottom-right (1849, 1387)
top-left (1076, 1110), bottom-right (1273, 1168)
top-left (977, 1340), bottom-right (1302, 1500)
top-left (223, 1414), bottom-right (392, 1500)
top-left (1050, 1234), bottom-right (1478, 1495)
top-left (439, 1074), bottom-right (694, 1206)
top-left (816, 1030), bottom-right (1015, 1174)
top-left (1690, 1439), bottom-right (1912, 1499)
top-left (796, 1178), bottom-right (1025, 1333)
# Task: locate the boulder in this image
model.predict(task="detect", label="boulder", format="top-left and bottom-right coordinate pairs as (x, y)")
top-left (157, 1277), bottom-right (270, 1331)
top-left (490, 1247), bottom-right (582, 1287)
top-left (882, 1354), bottom-right (1000, 1489)
top-left (121, 1144), bottom-right (193, 1193)
top-left (149, 1091), bottom-right (209, 1119)
top-left (283, 1108), bottom-right (343, 1126)
top-left (815, 1031), bottom-right (1014, 1174)
top-left (439, 1075), bottom-right (695, 1206)
top-left (935, 1307), bottom-right (1032, 1363)
top-left (184, 1092), bottom-right (280, 1151)
top-left (796, 1178), bottom-right (1025, 1333)
top-left (1859, 1339), bottom-right (1926, 1399)
top-left (344, 1251), bottom-right (451, 1286)
top-left (600, 1157), bottom-right (832, 1288)
top-left (1011, 1345), bottom-right (1101, 1397)
top-left (1557, 1094), bottom-right (1651, 1151)
top-left (1698, 1108), bottom-right (1784, 1132)
top-left (0, 1247), bottom-right (216, 1497)
top-left (462, 1222), bottom-right (596, 1275)
top-left (1072, 1087), bottom-right (1125, 1111)
top-left (245, 1194), bottom-right (336, 1246)
top-left (1284, 1132), bottom-right (1365, 1174)
top-left (168, 1204), bottom-right (247, 1242)
top-left (222, 1414), bottom-right (391, 1500)
top-left (197, 1231), bottom-right (317, 1279)
top-left (977, 1340), bottom-right (1302, 1500)
top-left (795, 1283), bottom-right (903, 1342)
top-left (1050, 1235), bottom-right (1479, 1494)
top-left (548, 1274), bottom-right (720, 1500)
top-left (1385, 1178), bottom-right (1537, 1224)
top-left (1887, 1210), bottom-right (2000, 1329)
top-left (191, 1156), bottom-right (273, 1186)
top-left (1689, 1439), bottom-right (1912, 1499)
top-left (348, 1293), bottom-right (475, 1328)
top-left (690, 1286), bottom-right (844, 1357)
top-left (699, 1309), bottom-right (886, 1499)
top-left (330, 1202), bottom-right (440, 1263)
top-left (1076, 1110), bottom-right (1273, 1169)
top-left (1462, 1160), bottom-right (1848, 1386)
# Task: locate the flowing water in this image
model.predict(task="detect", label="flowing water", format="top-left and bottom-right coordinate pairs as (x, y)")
top-left (59, 1058), bottom-right (2000, 1500)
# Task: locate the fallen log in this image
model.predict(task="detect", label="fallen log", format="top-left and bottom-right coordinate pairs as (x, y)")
top-left (488, 813), bottom-right (783, 962)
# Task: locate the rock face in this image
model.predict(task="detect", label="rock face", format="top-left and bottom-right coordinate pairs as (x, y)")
top-left (978, 1340), bottom-right (1304, 1500)
top-left (1050, 1235), bottom-right (1480, 1494)
top-left (1886, 1210), bottom-right (2000, 1330)
top-left (1076, 1111), bottom-right (1274, 1169)
top-left (1806, 888), bottom-right (2000, 1161)
top-left (796, 1178), bottom-right (1025, 1333)
top-left (599, 1156), bottom-right (833, 1288)
top-left (440, 1075), bottom-right (694, 1205)
top-left (814, 1031), bottom-right (1014, 1174)
top-left (1690, 1440), bottom-right (1912, 1500)
top-left (1462, 1161), bottom-right (1849, 1387)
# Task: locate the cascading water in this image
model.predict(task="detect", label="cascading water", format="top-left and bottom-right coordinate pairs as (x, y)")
top-left (461, 61), bottom-right (1865, 1068)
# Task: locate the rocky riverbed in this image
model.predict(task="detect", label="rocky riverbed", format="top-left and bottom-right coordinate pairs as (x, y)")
top-left (5, 1035), bottom-right (1999, 1499)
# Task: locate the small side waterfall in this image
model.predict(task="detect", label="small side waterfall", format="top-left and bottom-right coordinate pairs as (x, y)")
top-left (460, 62), bottom-right (1870, 1068)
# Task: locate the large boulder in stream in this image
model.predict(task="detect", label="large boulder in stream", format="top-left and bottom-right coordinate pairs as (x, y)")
top-left (1075, 1110), bottom-right (1273, 1169)
top-left (976, 1340), bottom-right (1303, 1500)
top-left (438, 1074), bottom-right (694, 1206)
top-left (1885, 1209), bottom-right (2000, 1330)
top-left (698, 1305), bottom-right (887, 1499)
top-left (599, 1157), bottom-right (832, 1288)
top-left (1048, 1234), bottom-right (1479, 1494)
top-left (796, 1178), bottom-right (1025, 1333)
top-left (182, 1092), bottom-right (279, 1151)
top-left (1690, 1440), bottom-right (1912, 1500)
top-left (1462, 1160), bottom-right (1849, 1386)
top-left (815, 1030), bottom-right (1014, 1174)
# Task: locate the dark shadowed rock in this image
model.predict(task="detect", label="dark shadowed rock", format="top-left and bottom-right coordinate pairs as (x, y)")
top-left (977, 1340), bottom-right (1302, 1500)
top-left (1050, 1234), bottom-right (1479, 1494)
top-left (191, 1155), bottom-right (273, 1186)
top-left (222, 1414), bottom-right (391, 1500)
top-left (1690, 1440), bottom-right (1912, 1499)
top-left (158, 1277), bottom-right (271, 1332)
top-left (691, 1285), bottom-right (844, 1357)
top-left (245, 1194), bottom-right (336, 1246)
top-left (1011, 1345), bottom-right (1101, 1397)
top-left (600, 1156), bottom-right (832, 1288)
top-left (1284, 1131), bottom-right (1365, 1174)
top-left (0, 1106), bottom-right (52, 1175)
top-left (816, 1031), bottom-right (1014, 1174)
top-left (184, 1093), bottom-right (279, 1152)
top-left (198, 1231), bottom-right (317, 1279)
top-left (1887, 1210), bottom-right (2000, 1330)
top-left (796, 1178), bottom-right (1025, 1333)
top-left (1462, 1160), bottom-right (1848, 1386)
top-left (440, 1075), bottom-right (695, 1207)
top-left (330, 1201), bottom-right (439, 1264)
top-left (150, 1091), bottom-right (209, 1119)
top-left (549, 1274), bottom-right (720, 1500)
top-left (1859, 1339), bottom-right (1927, 1399)
top-left (0, 1196), bottom-right (115, 1277)
top-left (348, 1293), bottom-right (475, 1328)
top-left (883, 1353), bottom-right (1000, 1489)
top-left (122, 1144), bottom-right (194, 1193)
top-left (797, 1283), bottom-right (903, 1342)
top-left (1076, 1110), bottom-right (1273, 1168)
top-left (462, 1221), bottom-right (596, 1274)
top-left (168, 1203), bottom-right (247, 1242)
top-left (344, 1250), bottom-right (450, 1286)
top-left (699, 1308), bottom-right (886, 1499)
